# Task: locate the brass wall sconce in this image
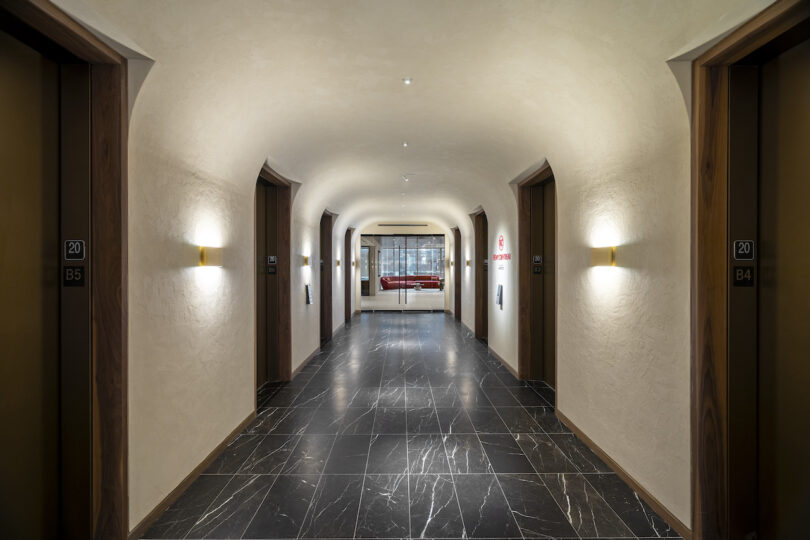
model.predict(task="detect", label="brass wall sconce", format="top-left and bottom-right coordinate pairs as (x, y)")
top-left (198, 246), bottom-right (223, 267)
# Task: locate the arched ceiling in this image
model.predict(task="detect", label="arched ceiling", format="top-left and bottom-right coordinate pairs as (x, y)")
top-left (83, 0), bottom-right (770, 230)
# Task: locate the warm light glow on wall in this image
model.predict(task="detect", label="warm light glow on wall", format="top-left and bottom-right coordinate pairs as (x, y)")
top-left (590, 246), bottom-right (616, 267)
top-left (198, 246), bottom-right (223, 267)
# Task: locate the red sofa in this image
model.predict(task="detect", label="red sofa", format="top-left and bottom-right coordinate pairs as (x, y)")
top-left (380, 275), bottom-right (441, 290)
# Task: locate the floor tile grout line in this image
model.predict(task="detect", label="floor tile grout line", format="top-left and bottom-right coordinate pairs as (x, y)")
top-left (468, 409), bottom-right (527, 540)
top-left (427, 381), bottom-right (471, 539)
top-left (351, 339), bottom-right (386, 540)
top-left (239, 428), bottom-right (305, 540)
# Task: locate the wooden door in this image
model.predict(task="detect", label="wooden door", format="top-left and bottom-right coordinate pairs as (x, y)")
top-left (756, 36), bottom-right (810, 539)
top-left (529, 181), bottom-right (556, 384)
top-left (0, 29), bottom-right (61, 539)
top-left (256, 180), bottom-right (281, 385)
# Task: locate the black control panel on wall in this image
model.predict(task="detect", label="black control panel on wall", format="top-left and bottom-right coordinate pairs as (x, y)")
top-left (305, 284), bottom-right (313, 304)
top-left (496, 284), bottom-right (503, 309)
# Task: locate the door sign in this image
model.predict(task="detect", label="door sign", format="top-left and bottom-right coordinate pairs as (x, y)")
top-left (532, 255), bottom-right (542, 264)
top-left (63, 266), bottom-right (85, 287)
top-left (64, 240), bottom-right (86, 261)
top-left (733, 266), bottom-right (755, 287)
top-left (733, 240), bottom-right (755, 261)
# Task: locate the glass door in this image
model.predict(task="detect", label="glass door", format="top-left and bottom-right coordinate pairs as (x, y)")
top-left (359, 234), bottom-right (446, 311)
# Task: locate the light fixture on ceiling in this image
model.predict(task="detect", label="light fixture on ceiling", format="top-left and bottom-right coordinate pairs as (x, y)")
top-left (402, 142), bottom-right (408, 148)
top-left (402, 175), bottom-right (409, 182)
top-left (402, 77), bottom-right (412, 85)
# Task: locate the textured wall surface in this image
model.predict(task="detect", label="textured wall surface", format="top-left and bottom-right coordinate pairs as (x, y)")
top-left (71, 0), bottom-right (777, 531)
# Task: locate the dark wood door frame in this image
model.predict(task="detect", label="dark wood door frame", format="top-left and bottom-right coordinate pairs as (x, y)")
top-left (320, 210), bottom-right (337, 344)
top-left (471, 210), bottom-right (488, 340)
top-left (256, 166), bottom-right (292, 385)
top-left (1, 1), bottom-right (129, 537)
top-left (451, 227), bottom-right (461, 321)
top-left (691, 2), bottom-right (810, 538)
top-left (517, 163), bottom-right (555, 382)
top-left (344, 227), bottom-right (354, 322)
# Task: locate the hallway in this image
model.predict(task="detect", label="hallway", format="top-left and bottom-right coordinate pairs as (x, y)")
top-left (142, 313), bottom-right (679, 539)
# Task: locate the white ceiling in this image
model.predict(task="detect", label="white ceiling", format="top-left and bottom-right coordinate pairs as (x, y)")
top-left (83, 0), bottom-right (770, 231)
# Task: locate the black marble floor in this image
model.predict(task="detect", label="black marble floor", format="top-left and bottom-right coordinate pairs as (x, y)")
top-left (142, 312), bottom-right (681, 539)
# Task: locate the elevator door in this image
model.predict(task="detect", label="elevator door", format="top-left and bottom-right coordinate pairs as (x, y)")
top-left (757, 36), bottom-right (810, 539)
top-left (0, 30), bottom-right (60, 538)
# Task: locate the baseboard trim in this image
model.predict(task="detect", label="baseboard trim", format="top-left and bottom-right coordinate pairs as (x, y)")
top-left (292, 346), bottom-right (321, 378)
top-left (127, 410), bottom-right (257, 539)
top-left (555, 410), bottom-right (692, 540)
top-left (486, 346), bottom-right (520, 379)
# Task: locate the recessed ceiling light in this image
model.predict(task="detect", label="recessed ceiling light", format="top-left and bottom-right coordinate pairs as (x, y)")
top-left (402, 142), bottom-right (408, 148)
top-left (402, 175), bottom-right (409, 182)
top-left (402, 77), bottom-right (412, 85)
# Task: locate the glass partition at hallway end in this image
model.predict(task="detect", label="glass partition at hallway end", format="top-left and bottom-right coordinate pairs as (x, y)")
top-left (360, 234), bottom-right (446, 311)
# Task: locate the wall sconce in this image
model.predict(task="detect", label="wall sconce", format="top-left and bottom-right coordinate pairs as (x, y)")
top-left (198, 246), bottom-right (223, 267)
top-left (450, 260), bottom-right (454, 267)
top-left (303, 255), bottom-right (310, 266)
top-left (466, 260), bottom-right (470, 267)
top-left (336, 259), bottom-right (341, 267)
top-left (352, 260), bottom-right (355, 267)
top-left (590, 246), bottom-right (616, 266)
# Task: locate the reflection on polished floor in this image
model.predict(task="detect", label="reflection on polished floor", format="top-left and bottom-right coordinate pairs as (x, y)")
top-left (359, 289), bottom-right (446, 311)
top-left (142, 313), bottom-right (681, 539)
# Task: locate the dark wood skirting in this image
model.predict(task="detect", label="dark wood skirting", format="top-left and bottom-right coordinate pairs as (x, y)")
top-left (556, 410), bottom-right (691, 540)
top-left (127, 411), bottom-right (256, 540)
top-left (292, 346), bottom-right (322, 378)
top-left (486, 346), bottom-right (520, 379)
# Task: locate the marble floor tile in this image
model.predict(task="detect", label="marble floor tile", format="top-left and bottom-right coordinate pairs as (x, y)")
top-left (586, 473), bottom-right (680, 537)
top-left (203, 434), bottom-right (263, 474)
top-left (377, 386), bottom-right (406, 407)
top-left (409, 474), bottom-right (465, 539)
top-left (453, 474), bottom-right (521, 538)
top-left (408, 434), bottom-right (450, 474)
top-left (282, 434), bottom-right (335, 474)
top-left (366, 434), bottom-right (409, 474)
top-left (524, 406), bottom-right (571, 434)
top-left (405, 387), bottom-right (435, 408)
top-left (550, 433), bottom-right (613, 473)
top-left (478, 434), bottom-right (535, 473)
top-left (466, 407), bottom-right (510, 434)
top-left (514, 432), bottom-right (578, 474)
top-left (507, 386), bottom-right (549, 407)
top-left (541, 473), bottom-right (635, 538)
top-left (324, 434), bottom-right (371, 474)
top-left (497, 473), bottom-right (578, 538)
top-left (185, 474), bottom-right (274, 539)
top-left (142, 474), bottom-right (230, 539)
top-left (143, 313), bottom-right (679, 540)
top-left (298, 474), bottom-right (364, 539)
top-left (496, 406), bottom-right (543, 434)
top-left (436, 407), bottom-right (475, 434)
top-left (242, 474), bottom-right (319, 539)
top-left (443, 434), bottom-right (492, 474)
top-left (355, 474), bottom-right (410, 538)
top-left (237, 434), bottom-right (298, 475)
top-left (406, 407), bottom-right (441, 433)
top-left (373, 407), bottom-right (407, 434)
